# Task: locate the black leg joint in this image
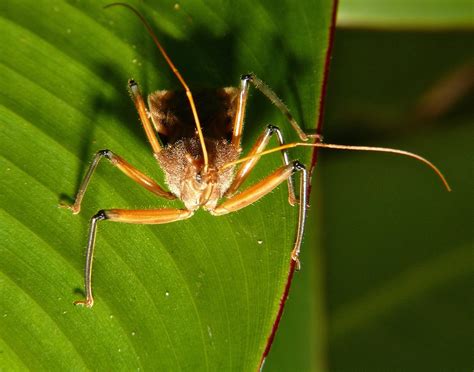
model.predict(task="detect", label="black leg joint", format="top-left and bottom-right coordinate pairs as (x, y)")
top-left (292, 160), bottom-right (306, 172)
top-left (267, 124), bottom-right (280, 134)
top-left (241, 73), bottom-right (254, 82)
top-left (98, 149), bottom-right (113, 159)
top-left (92, 210), bottom-right (108, 222)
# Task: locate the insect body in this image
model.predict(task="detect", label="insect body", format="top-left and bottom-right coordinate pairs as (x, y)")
top-left (63, 3), bottom-right (450, 307)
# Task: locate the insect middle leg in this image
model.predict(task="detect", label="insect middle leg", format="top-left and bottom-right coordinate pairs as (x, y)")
top-left (225, 124), bottom-right (297, 205)
top-left (75, 208), bottom-right (193, 307)
top-left (62, 149), bottom-right (175, 214)
top-left (211, 161), bottom-right (308, 269)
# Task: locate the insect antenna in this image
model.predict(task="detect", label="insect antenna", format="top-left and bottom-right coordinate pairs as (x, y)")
top-left (221, 142), bottom-right (451, 191)
top-left (105, 2), bottom-right (209, 171)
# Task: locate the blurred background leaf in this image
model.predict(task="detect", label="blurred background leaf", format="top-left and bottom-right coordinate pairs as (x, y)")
top-left (337, 0), bottom-right (473, 30)
top-left (266, 1), bottom-right (473, 371)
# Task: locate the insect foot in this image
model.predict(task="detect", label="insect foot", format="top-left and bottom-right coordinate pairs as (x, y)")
top-left (73, 298), bottom-right (94, 308)
top-left (291, 248), bottom-right (302, 271)
top-left (59, 201), bottom-right (81, 215)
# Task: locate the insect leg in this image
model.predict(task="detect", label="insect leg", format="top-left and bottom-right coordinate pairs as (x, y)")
top-left (106, 3), bottom-right (210, 170)
top-left (128, 79), bottom-right (164, 154)
top-left (242, 73), bottom-right (321, 142)
top-left (231, 76), bottom-right (251, 148)
top-left (62, 149), bottom-right (175, 214)
top-left (211, 161), bottom-right (308, 269)
top-left (225, 125), bottom-right (297, 205)
top-left (74, 207), bottom-right (193, 307)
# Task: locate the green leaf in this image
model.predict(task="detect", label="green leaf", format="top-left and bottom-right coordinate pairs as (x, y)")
top-left (338, 0), bottom-right (473, 30)
top-left (0, 0), bottom-right (334, 369)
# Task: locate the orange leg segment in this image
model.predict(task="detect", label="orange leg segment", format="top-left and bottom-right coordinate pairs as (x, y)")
top-left (231, 76), bottom-right (250, 148)
top-left (74, 208), bottom-right (193, 308)
top-left (128, 79), bottom-right (164, 154)
top-left (61, 149), bottom-right (175, 215)
top-left (225, 125), bottom-right (296, 205)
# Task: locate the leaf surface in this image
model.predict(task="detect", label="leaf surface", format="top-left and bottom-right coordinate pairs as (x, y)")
top-left (0, 0), bottom-right (334, 369)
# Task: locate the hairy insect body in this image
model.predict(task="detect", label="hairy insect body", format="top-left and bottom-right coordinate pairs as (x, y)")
top-left (149, 89), bottom-right (241, 211)
top-left (155, 137), bottom-right (239, 211)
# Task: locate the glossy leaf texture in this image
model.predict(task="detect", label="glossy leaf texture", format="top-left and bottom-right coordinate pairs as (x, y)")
top-left (0, 0), bottom-right (334, 369)
top-left (321, 28), bottom-right (473, 370)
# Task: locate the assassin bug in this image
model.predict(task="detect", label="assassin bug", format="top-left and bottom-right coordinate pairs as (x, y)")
top-left (62, 3), bottom-right (450, 307)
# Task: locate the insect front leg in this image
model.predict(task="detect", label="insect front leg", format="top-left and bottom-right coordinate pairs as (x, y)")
top-left (211, 161), bottom-right (308, 269)
top-left (225, 124), bottom-right (297, 205)
top-left (75, 208), bottom-right (193, 307)
top-left (61, 149), bottom-right (175, 214)
top-left (231, 76), bottom-right (251, 148)
top-left (128, 79), bottom-right (165, 154)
